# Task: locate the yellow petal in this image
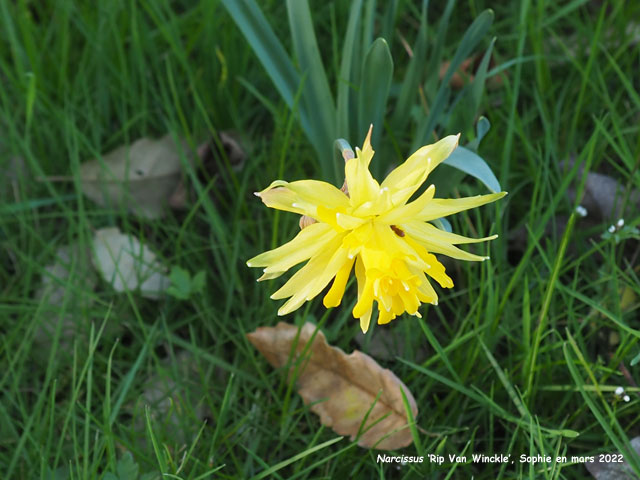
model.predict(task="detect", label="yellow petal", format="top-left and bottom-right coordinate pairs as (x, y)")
top-left (376, 184), bottom-right (435, 225)
top-left (345, 127), bottom-right (380, 208)
top-left (257, 179), bottom-right (349, 218)
top-left (276, 243), bottom-right (351, 315)
top-left (271, 234), bottom-right (343, 301)
top-left (381, 135), bottom-right (459, 206)
top-left (415, 270), bottom-right (438, 304)
top-left (403, 235), bottom-right (454, 287)
top-left (403, 223), bottom-right (489, 262)
top-left (323, 256), bottom-right (355, 308)
top-left (377, 307), bottom-right (395, 325)
top-left (247, 223), bottom-right (337, 272)
top-left (359, 307), bottom-right (373, 333)
top-left (353, 256), bottom-right (375, 326)
top-left (402, 221), bottom-right (498, 245)
top-left (352, 275), bottom-right (375, 319)
top-left (416, 192), bottom-right (507, 221)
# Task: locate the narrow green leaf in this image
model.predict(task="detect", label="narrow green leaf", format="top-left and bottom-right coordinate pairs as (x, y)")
top-left (424, 0), bottom-right (456, 95)
top-left (251, 437), bottom-right (343, 480)
top-left (444, 146), bottom-right (501, 192)
top-left (220, 0), bottom-right (319, 166)
top-left (219, 0), bottom-right (299, 107)
top-left (357, 38), bottom-right (393, 146)
top-left (337, 0), bottom-right (363, 142)
top-left (287, 0), bottom-right (337, 179)
top-left (469, 38), bottom-right (496, 118)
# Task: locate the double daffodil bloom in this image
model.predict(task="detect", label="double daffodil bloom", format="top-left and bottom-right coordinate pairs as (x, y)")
top-left (247, 127), bottom-right (506, 332)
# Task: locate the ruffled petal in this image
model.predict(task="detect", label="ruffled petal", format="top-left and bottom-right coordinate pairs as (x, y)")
top-left (345, 127), bottom-right (381, 209)
top-left (277, 243), bottom-right (350, 315)
top-left (381, 135), bottom-right (459, 206)
top-left (416, 192), bottom-right (507, 221)
top-left (247, 223), bottom-right (338, 274)
top-left (376, 184), bottom-right (435, 225)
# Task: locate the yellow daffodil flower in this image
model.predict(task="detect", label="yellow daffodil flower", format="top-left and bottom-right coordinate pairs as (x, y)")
top-left (247, 126), bottom-right (506, 332)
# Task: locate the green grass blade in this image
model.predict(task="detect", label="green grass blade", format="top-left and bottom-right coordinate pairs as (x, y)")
top-left (414, 9), bottom-right (494, 149)
top-left (564, 337), bottom-right (640, 474)
top-left (219, 0), bottom-right (299, 108)
top-left (250, 436), bottom-right (343, 480)
top-left (391, 0), bottom-right (428, 133)
top-left (286, 0), bottom-right (337, 179)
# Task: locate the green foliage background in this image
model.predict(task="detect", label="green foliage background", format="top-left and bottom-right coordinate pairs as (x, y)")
top-left (1, 0), bottom-right (640, 478)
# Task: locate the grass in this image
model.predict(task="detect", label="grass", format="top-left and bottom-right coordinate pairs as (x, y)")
top-left (2, 0), bottom-right (640, 478)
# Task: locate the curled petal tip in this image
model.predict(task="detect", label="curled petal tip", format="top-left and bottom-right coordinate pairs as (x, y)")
top-left (253, 191), bottom-right (261, 197)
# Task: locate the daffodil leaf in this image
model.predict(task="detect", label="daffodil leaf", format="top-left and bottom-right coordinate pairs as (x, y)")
top-left (218, 0), bottom-right (299, 113)
top-left (444, 146), bottom-right (501, 193)
top-left (432, 217), bottom-right (453, 233)
top-left (247, 322), bottom-right (418, 450)
top-left (466, 116), bottom-right (491, 152)
top-left (358, 38), bottom-right (393, 149)
top-left (287, 0), bottom-right (337, 178)
top-left (337, 0), bottom-right (363, 142)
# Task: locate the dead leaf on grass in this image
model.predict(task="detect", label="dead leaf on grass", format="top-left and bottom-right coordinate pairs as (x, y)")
top-left (247, 322), bottom-right (418, 450)
top-left (91, 227), bottom-right (170, 299)
top-left (80, 135), bottom-right (188, 219)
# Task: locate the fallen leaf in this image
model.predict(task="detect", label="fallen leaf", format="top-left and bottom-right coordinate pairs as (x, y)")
top-left (585, 436), bottom-right (640, 479)
top-left (91, 227), bottom-right (170, 299)
top-left (247, 322), bottom-right (418, 450)
top-left (34, 244), bottom-right (96, 347)
top-left (80, 135), bottom-right (188, 219)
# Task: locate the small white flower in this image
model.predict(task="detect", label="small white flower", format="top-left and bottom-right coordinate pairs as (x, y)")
top-left (624, 395), bottom-right (631, 402)
top-left (617, 218), bottom-right (625, 228)
top-left (615, 386), bottom-right (625, 396)
top-left (608, 225), bottom-right (616, 233)
top-left (575, 205), bottom-right (588, 217)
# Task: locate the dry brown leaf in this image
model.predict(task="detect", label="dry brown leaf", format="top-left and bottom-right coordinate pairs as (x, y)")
top-left (80, 135), bottom-right (187, 219)
top-left (247, 322), bottom-right (418, 450)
